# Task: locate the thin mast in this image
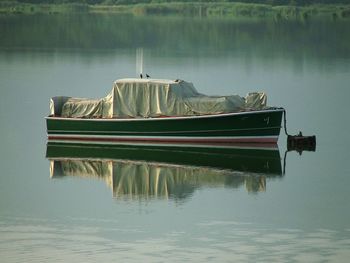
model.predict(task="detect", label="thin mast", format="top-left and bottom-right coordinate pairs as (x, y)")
top-left (136, 48), bottom-right (143, 77)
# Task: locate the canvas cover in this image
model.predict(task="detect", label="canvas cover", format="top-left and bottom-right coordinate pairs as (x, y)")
top-left (61, 98), bottom-right (105, 118)
top-left (50, 96), bottom-right (71, 116)
top-left (53, 78), bottom-right (267, 118)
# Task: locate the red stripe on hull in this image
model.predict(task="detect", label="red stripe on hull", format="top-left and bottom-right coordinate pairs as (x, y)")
top-left (48, 136), bottom-right (278, 144)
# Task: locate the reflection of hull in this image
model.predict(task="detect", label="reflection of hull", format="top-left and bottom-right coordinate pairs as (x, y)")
top-left (46, 142), bottom-right (282, 198)
top-left (46, 142), bottom-right (281, 175)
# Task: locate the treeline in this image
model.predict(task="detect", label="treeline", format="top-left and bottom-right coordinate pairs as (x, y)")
top-left (2, 0), bottom-right (349, 17)
top-left (12, 0), bottom-right (350, 6)
top-left (1, 13), bottom-right (349, 60)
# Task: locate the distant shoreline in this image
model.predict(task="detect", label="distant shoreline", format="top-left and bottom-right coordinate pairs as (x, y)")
top-left (1, 2), bottom-right (350, 19)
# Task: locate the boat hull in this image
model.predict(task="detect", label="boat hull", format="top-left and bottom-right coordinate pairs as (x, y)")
top-left (46, 109), bottom-right (284, 145)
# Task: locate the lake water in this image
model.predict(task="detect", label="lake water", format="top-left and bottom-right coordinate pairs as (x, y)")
top-left (0, 14), bottom-right (350, 262)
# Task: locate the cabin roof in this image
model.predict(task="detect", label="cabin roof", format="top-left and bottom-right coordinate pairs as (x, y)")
top-left (114, 78), bottom-right (179, 85)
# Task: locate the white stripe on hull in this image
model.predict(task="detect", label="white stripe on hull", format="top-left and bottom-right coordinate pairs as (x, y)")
top-left (47, 141), bottom-right (278, 151)
top-left (47, 126), bottom-right (281, 135)
top-left (48, 134), bottom-right (279, 144)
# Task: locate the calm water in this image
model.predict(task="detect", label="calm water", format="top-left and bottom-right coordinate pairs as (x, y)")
top-left (1, 14), bottom-right (350, 262)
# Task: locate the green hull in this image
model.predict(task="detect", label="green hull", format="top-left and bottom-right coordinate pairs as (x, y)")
top-left (46, 108), bottom-right (284, 144)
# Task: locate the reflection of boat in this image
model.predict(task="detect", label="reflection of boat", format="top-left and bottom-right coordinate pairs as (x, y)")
top-left (46, 79), bottom-right (284, 144)
top-left (46, 142), bottom-right (282, 199)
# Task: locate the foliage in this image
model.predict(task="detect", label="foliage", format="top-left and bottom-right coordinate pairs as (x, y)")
top-left (1, 13), bottom-right (349, 60)
top-left (8, 0), bottom-right (350, 5)
top-left (1, 0), bottom-right (350, 18)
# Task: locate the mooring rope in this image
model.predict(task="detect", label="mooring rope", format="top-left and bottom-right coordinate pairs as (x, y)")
top-left (282, 108), bottom-right (290, 136)
top-left (282, 108), bottom-right (289, 175)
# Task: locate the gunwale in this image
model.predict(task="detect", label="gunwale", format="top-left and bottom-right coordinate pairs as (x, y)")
top-left (46, 108), bottom-right (284, 122)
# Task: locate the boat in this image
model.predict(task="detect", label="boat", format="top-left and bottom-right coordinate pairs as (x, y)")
top-left (46, 78), bottom-right (284, 145)
top-left (46, 142), bottom-right (283, 198)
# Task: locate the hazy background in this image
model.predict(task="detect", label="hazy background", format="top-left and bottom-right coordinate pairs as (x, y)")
top-left (0, 14), bottom-right (349, 262)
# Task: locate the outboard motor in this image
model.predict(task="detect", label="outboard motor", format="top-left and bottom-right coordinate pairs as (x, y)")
top-left (282, 109), bottom-right (316, 154)
top-left (287, 132), bottom-right (316, 154)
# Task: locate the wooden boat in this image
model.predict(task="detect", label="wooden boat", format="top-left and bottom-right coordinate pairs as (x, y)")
top-left (46, 78), bottom-right (284, 145)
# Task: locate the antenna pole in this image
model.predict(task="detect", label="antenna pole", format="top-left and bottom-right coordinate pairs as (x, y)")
top-left (136, 48), bottom-right (144, 77)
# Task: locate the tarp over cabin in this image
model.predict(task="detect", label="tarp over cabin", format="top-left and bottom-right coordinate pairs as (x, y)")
top-left (50, 78), bottom-right (267, 118)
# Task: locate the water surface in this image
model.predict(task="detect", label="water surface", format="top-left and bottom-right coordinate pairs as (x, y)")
top-left (0, 14), bottom-right (350, 262)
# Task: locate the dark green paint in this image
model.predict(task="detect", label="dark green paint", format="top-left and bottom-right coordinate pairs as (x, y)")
top-left (47, 109), bottom-right (284, 138)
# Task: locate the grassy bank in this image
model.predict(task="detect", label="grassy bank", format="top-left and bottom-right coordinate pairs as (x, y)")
top-left (100, 2), bottom-right (350, 19)
top-left (0, 2), bottom-right (89, 14)
top-left (1, 1), bottom-right (350, 19)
